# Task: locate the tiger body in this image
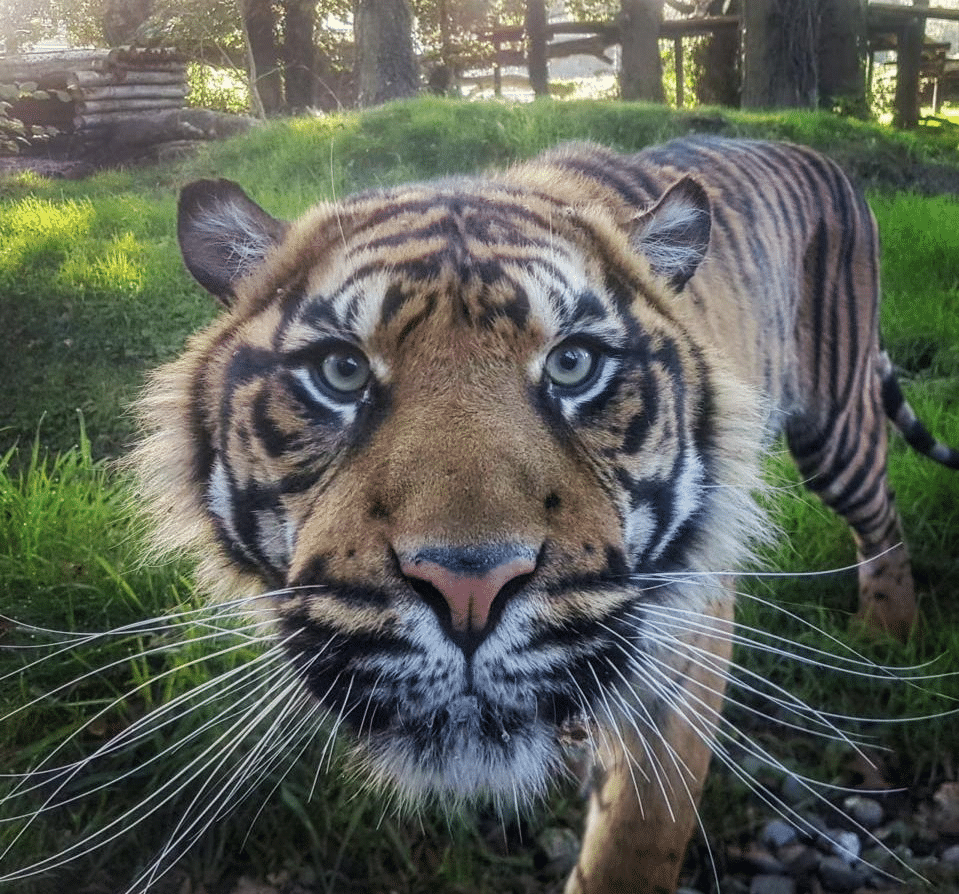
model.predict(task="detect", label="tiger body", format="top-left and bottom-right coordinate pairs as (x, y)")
top-left (135, 137), bottom-right (957, 893)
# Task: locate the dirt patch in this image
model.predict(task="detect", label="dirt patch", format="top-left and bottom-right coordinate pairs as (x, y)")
top-left (0, 155), bottom-right (96, 179)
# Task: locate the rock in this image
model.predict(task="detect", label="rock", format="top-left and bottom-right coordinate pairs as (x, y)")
top-left (842, 794), bottom-right (885, 830)
top-left (874, 818), bottom-right (913, 847)
top-left (829, 829), bottom-right (862, 864)
top-left (778, 842), bottom-right (820, 875)
top-left (781, 774), bottom-right (808, 805)
top-left (942, 842), bottom-right (959, 863)
top-left (719, 878), bottom-right (750, 894)
top-left (748, 874), bottom-right (795, 894)
top-left (817, 855), bottom-right (866, 891)
top-left (762, 819), bottom-right (798, 849)
top-left (932, 781), bottom-right (959, 836)
top-left (742, 844), bottom-right (787, 875)
top-left (537, 826), bottom-right (579, 862)
top-left (536, 825), bottom-right (579, 875)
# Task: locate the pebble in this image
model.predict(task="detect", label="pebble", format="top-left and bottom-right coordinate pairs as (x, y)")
top-left (829, 829), bottom-right (862, 863)
top-left (777, 842), bottom-right (820, 874)
top-left (679, 764), bottom-right (959, 894)
top-left (817, 854), bottom-right (865, 891)
top-left (780, 774), bottom-right (808, 805)
top-left (761, 819), bottom-right (798, 849)
top-left (842, 794), bottom-right (885, 829)
top-left (748, 874), bottom-right (795, 894)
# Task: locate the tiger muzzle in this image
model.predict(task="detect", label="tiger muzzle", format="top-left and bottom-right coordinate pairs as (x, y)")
top-left (399, 543), bottom-right (539, 646)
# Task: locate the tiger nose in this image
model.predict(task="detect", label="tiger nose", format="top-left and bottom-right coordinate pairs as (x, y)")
top-left (400, 544), bottom-right (537, 634)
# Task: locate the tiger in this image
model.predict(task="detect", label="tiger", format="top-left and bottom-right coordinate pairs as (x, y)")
top-left (130, 136), bottom-right (959, 894)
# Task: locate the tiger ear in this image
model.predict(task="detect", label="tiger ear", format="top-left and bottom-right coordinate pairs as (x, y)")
top-left (629, 176), bottom-right (711, 291)
top-left (177, 179), bottom-right (289, 306)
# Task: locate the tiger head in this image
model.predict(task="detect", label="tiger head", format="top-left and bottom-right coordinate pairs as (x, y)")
top-left (135, 144), bottom-right (765, 806)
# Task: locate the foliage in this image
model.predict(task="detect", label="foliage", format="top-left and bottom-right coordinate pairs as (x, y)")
top-left (412, 0), bottom-right (525, 76)
top-left (186, 61), bottom-right (250, 113)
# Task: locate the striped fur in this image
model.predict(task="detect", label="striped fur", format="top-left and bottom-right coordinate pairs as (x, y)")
top-left (133, 137), bottom-right (958, 893)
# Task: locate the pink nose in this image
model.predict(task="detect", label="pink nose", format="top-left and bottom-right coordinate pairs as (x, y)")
top-left (400, 545), bottom-right (537, 634)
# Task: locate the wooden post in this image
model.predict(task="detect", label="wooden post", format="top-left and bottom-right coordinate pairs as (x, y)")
top-left (894, 0), bottom-right (927, 127)
top-left (673, 35), bottom-right (684, 106)
top-left (525, 0), bottom-right (549, 97)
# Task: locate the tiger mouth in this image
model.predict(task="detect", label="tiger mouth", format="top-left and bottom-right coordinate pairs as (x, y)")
top-left (355, 690), bottom-right (582, 801)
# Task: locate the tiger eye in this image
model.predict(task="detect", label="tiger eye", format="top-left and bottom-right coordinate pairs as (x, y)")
top-left (545, 343), bottom-right (597, 389)
top-left (321, 349), bottom-right (370, 394)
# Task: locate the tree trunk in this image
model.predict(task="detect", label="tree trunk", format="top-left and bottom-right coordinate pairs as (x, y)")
top-left (526, 0), bottom-right (549, 97)
top-left (818, 0), bottom-right (867, 115)
top-left (242, 0), bottom-right (284, 114)
top-left (693, 0), bottom-right (740, 107)
top-left (619, 0), bottom-right (666, 102)
top-left (101, 0), bottom-right (153, 46)
top-left (742, 0), bottom-right (866, 112)
top-left (354, 0), bottom-right (420, 107)
top-left (741, 0), bottom-right (816, 108)
top-left (894, 0), bottom-right (927, 128)
top-left (283, 0), bottom-right (317, 109)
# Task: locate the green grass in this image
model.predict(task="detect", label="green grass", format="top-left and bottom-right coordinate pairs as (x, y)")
top-left (1, 98), bottom-right (959, 893)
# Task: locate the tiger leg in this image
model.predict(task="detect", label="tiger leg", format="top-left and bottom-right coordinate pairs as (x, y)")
top-left (565, 594), bottom-right (734, 894)
top-left (786, 394), bottom-right (916, 641)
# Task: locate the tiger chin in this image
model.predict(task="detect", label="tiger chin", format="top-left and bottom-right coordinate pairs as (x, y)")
top-left (131, 138), bottom-right (958, 893)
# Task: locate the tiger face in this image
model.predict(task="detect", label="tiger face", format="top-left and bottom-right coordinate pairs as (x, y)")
top-left (138, 146), bottom-right (763, 813)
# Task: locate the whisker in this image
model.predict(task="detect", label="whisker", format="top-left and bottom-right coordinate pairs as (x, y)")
top-left (621, 627), bottom-right (924, 883)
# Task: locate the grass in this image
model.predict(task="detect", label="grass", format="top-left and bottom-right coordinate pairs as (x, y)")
top-left (1, 98), bottom-right (958, 893)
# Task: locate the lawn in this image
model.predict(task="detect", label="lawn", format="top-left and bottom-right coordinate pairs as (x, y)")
top-left (1, 98), bottom-right (958, 894)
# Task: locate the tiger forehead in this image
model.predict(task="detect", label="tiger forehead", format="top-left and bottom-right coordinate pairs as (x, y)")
top-left (281, 186), bottom-right (623, 348)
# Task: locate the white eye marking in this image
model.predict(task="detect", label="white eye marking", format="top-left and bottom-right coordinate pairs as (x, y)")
top-left (291, 368), bottom-right (358, 426)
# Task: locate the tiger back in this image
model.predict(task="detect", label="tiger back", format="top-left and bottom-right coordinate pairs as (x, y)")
top-left (133, 137), bottom-right (959, 893)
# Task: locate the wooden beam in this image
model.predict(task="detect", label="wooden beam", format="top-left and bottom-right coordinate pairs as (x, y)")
top-left (868, 2), bottom-right (959, 23)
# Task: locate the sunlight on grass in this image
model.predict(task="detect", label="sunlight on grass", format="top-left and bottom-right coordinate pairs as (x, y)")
top-left (0, 197), bottom-right (95, 284)
top-left (58, 232), bottom-right (146, 300)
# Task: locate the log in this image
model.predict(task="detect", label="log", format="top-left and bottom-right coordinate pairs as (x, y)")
top-left (67, 69), bottom-right (186, 88)
top-left (868, 2), bottom-right (959, 23)
top-left (72, 108), bottom-right (256, 147)
top-left (71, 84), bottom-right (188, 102)
top-left (74, 98), bottom-right (188, 120)
top-left (106, 46), bottom-right (188, 65)
top-left (92, 58), bottom-right (187, 74)
top-left (0, 50), bottom-right (109, 82)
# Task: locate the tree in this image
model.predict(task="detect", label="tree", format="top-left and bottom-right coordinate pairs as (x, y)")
top-left (101, 0), bottom-right (153, 45)
top-left (741, 0), bottom-right (865, 111)
top-left (354, 0), bottom-right (420, 106)
top-left (619, 0), bottom-right (666, 102)
top-left (283, 0), bottom-right (317, 109)
top-left (818, 0), bottom-right (867, 114)
top-left (242, 0), bottom-right (283, 114)
top-left (693, 0), bottom-right (740, 107)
